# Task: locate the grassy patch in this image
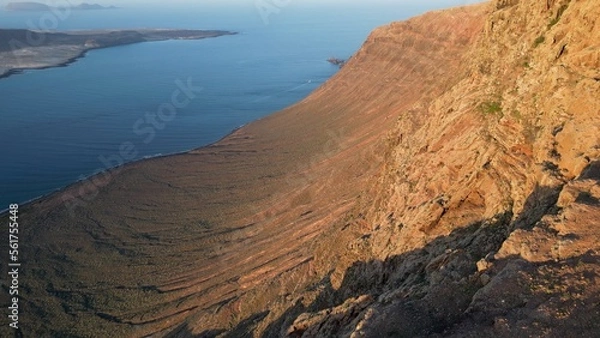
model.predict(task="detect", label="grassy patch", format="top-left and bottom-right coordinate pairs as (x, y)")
top-left (533, 35), bottom-right (546, 48)
top-left (198, 220), bottom-right (212, 228)
top-left (548, 4), bottom-right (569, 28)
top-left (512, 109), bottom-right (523, 120)
top-left (478, 62), bottom-right (491, 75)
top-left (479, 101), bottom-right (503, 118)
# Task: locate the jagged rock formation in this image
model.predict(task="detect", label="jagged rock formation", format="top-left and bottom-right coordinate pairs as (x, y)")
top-left (1, 0), bottom-right (599, 337)
top-left (281, 0), bottom-right (600, 336)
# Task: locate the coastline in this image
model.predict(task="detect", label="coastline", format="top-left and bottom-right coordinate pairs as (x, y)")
top-left (0, 48), bottom-right (87, 79)
top-left (0, 29), bottom-right (237, 80)
top-left (0, 28), bottom-right (240, 209)
top-left (0, 121), bottom-right (248, 214)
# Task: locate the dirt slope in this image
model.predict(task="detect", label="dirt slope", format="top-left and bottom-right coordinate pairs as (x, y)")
top-left (1, 0), bottom-right (599, 337)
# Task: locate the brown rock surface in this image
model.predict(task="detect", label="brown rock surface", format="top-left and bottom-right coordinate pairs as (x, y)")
top-left (1, 0), bottom-right (599, 337)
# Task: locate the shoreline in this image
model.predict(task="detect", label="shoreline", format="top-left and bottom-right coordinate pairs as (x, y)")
top-left (0, 29), bottom-right (237, 80)
top-left (0, 122), bottom-right (248, 214)
top-left (0, 28), bottom-right (246, 212)
top-left (0, 48), bottom-right (87, 79)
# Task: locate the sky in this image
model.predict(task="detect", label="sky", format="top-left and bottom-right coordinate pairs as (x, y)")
top-left (0, 0), bottom-right (486, 30)
top-left (0, 0), bottom-right (483, 8)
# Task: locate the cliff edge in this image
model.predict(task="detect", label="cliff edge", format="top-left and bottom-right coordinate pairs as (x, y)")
top-left (284, 0), bottom-right (600, 336)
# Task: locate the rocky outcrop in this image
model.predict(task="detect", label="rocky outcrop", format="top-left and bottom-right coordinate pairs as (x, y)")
top-left (1, 0), bottom-right (599, 337)
top-left (277, 0), bottom-right (600, 336)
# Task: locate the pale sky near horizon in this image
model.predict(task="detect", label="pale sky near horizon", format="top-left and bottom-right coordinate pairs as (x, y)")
top-left (0, 0), bottom-right (484, 7)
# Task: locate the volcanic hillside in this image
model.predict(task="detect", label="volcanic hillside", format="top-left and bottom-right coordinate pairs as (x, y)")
top-left (1, 0), bottom-right (600, 337)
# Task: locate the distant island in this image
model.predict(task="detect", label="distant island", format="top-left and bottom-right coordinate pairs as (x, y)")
top-left (5, 2), bottom-right (118, 11)
top-left (0, 29), bottom-right (236, 79)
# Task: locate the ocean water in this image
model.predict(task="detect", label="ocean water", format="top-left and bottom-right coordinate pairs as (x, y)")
top-left (0, 2), bottom-right (468, 208)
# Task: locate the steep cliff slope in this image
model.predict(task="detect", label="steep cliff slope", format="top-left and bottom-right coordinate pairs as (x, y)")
top-left (276, 0), bottom-right (600, 336)
top-left (1, 0), bottom-right (599, 337)
top-left (0, 4), bottom-right (486, 338)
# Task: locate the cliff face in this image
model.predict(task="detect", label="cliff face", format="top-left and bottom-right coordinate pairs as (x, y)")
top-left (2, 0), bottom-right (599, 337)
top-left (283, 0), bottom-right (600, 336)
top-left (365, 0), bottom-right (600, 271)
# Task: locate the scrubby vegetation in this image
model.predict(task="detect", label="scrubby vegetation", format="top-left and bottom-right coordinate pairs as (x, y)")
top-left (533, 35), bottom-right (545, 47)
top-left (479, 100), bottom-right (503, 117)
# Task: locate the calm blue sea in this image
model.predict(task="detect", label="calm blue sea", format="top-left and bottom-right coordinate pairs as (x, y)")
top-left (0, 2), bottom-right (468, 208)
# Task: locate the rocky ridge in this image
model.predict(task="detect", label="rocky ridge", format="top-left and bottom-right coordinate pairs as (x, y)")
top-left (280, 0), bottom-right (600, 336)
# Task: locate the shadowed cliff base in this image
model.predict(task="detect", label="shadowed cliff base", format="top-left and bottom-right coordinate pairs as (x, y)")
top-left (174, 179), bottom-right (600, 337)
top-left (2, 0), bottom-right (600, 336)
